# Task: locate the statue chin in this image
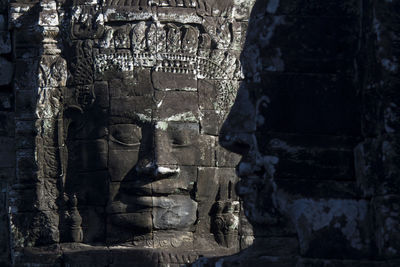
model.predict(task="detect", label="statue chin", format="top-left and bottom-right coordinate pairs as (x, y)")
top-left (108, 195), bottom-right (198, 235)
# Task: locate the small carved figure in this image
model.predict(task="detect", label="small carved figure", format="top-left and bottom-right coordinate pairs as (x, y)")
top-left (166, 23), bottom-right (181, 53)
top-left (211, 200), bottom-right (240, 248)
top-left (146, 23), bottom-right (157, 53)
top-left (60, 194), bottom-right (83, 243)
top-left (131, 22), bottom-right (147, 51)
top-left (71, 6), bottom-right (104, 39)
top-left (68, 194), bottom-right (83, 243)
top-left (100, 27), bottom-right (115, 49)
top-left (114, 27), bottom-right (130, 49)
top-left (181, 25), bottom-right (199, 54)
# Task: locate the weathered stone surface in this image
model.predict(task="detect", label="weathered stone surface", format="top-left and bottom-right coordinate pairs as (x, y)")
top-left (74, 139), bottom-right (108, 171)
top-left (374, 195), bottom-right (400, 258)
top-left (0, 15), bottom-right (5, 30)
top-left (0, 31), bottom-right (11, 54)
top-left (5, 0), bottom-right (400, 266)
top-left (152, 195), bottom-right (197, 230)
top-left (0, 111), bottom-right (14, 137)
top-left (0, 137), bottom-right (14, 168)
top-left (13, 245), bottom-right (62, 267)
top-left (14, 58), bottom-right (39, 90)
top-left (152, 71), bottom-right (197, 91)
top-left (0, 57), bottom-right (13, 85)
top-left (62, 244), bottom-right (110, 267)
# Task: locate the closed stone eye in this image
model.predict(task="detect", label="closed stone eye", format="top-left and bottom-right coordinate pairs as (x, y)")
top-left (110, 125), bottom-right (142, 146)
top-left (109, 134), bottom-right (141, 147)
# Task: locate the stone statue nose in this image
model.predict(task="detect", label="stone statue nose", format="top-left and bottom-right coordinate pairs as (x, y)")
top-left (135, 156), bottom-right (180, 181)
top-left (152, 165), bottom-right (180, 180)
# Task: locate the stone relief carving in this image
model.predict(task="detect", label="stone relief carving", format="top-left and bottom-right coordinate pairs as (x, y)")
top-left (6, 0), bottom-right (400, 266)
top-left (55, 0), bottom-right (254, 259)
top-left (6, 0), bottom-right (255, 265)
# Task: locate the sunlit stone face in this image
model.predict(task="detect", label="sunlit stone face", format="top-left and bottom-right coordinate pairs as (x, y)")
top-left (105, 76), bottom-right (211, 241)
top-left (63, 0), bottom-right (254, 251)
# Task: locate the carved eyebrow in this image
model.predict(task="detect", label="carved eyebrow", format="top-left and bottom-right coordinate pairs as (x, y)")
top-left (109, 134), bottom-right (141, 147)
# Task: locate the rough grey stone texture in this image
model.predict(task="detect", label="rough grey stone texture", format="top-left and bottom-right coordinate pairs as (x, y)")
top-left (2, 0), bottom-right (400, 266)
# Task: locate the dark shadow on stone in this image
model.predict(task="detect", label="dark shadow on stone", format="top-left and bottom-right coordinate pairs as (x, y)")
top-left (191, 0), bottom-right (370, 265)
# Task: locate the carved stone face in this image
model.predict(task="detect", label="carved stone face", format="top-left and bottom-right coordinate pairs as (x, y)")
top-left (106, 82), bottom-right (208, 239)
top-left (64, 0), bottom-right (255, 252)
top-left (219, 0), bottom-right (368, 258)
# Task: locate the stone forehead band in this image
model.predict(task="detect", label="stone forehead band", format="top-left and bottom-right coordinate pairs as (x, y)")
top-left (94, 23), bottom-right (239, 80)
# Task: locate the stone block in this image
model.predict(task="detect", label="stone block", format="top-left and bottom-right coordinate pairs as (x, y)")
top-left (109, 73), bottom-right (153, 98)
top-left (0, 167), bottom-right (15, 182)
top-left (266, 0), bottom-right (360, 16)
top-left (109, 248), bottom-right (158, 267)
top-left (374, 195), bottom-right (400, 258)
top-left (0, 137), bottom-right (14, 168)
top-left (216, 168), bottom-right (239, 200)
top-left (72, 109), bottom-right (108, 140)
top-left (14, 58), bottom-right (39, 91)
top-left (157, 7), bottom-right (202, 24)
top-left (198, 79), bottom-right (219, 110)
top-left (62, 245), bottom-right (111, 267)
top-left (8, 183), bottom-right (38, 212)
top-left (0, 112), bottom-right (14, 137)
top-left (66, 171), bottom-right (108, 206)
top-left (110, 96), bottom-right (153, 122)
top-left (0, 31), bottom-right (11, 54)
top-left (153, 91), bottom-right (199, 122)
top-left (107, 210), bottom-right (153, 239)
top-left (74, 139), bottom-right (108, 172)
top-left (152, 195), bottom-right (197, 230)
top-left (216, 144), bottom-right (241, 168)
top-left (15, 90), bottom-right (36, 119)
top-left (296, 258), bottom-right (385, 267)
top-left (151, 166), bottom-right (196, 195)
top-left (93, 81), bottom-right (109, 108)
top-left (258, 73), bottom-right (360, 136)
top-left (10, 210), bottom-right (60, 247)
top-left (152, 71), bottom-right (197, 91)
top-left (79, 206), bottom-right (106, 243)
top-left (286, 198), bottom-right (372, 259)
top-left (253, 15), bottom-right (359, 72)
top-left (103, 6), bottom-right (153, 22)
top-left (153, 231), bottom-right (194, 250)
top-left (219, 83), bottom-right (256, 134)
top-left (0, 212), bottom-right (9, 264)
top-left (0, 15), bottom-right (5, 30)
top-left (251, 237), bottom-right (299, 256)
top-left (37, 146), bottom-right (60, 178)
top-left (200, 110), bottom-right (220, 136)
top-left (13, 245), bottom-right (62, 267)
top-left (109, 182), bottom-right (152, 208)
top-left (0, 92), bottom-right (12, 111)
top-left (108, 124), bottom-right (141, 182)
top-left (0, 57), bottom-right (13, 85)
top-left (154, 122), bottom-right (214, 166)
top-left (275, 180), bottom-right (361, 199)
top-left (157, 250), bottom-right (199, 265)
top-left (196, 167), bottom-right (219, 202)
top-left (9, 4), bottom-right (39, 30)
top-left (9, 180), bottom-right (58, 213)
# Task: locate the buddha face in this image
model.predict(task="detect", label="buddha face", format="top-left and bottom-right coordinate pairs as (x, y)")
top-left (65, 0), bottom-right (253, 250)
top-left (105, 77), bottom-right (213, 239)
top-left (88, 19), bottom-right (243, 245)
